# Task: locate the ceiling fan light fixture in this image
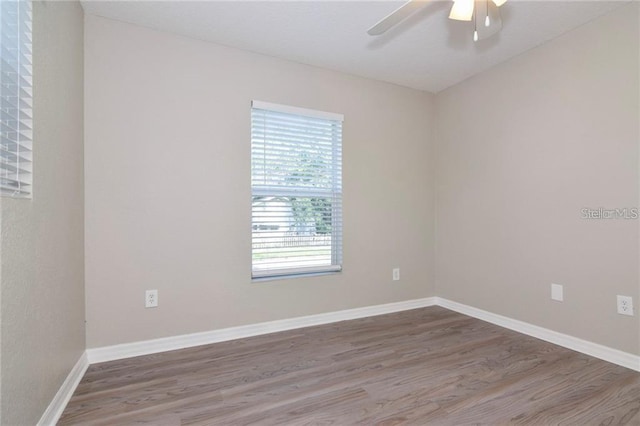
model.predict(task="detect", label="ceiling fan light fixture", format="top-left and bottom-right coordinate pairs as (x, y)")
top-left (367, 0), bottom-right (505, 41)
top-left (449, 0), bottom-right (474, 21)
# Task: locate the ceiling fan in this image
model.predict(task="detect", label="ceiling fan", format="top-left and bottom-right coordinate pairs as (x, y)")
top-left (367, 0), bottom-right (508, 42)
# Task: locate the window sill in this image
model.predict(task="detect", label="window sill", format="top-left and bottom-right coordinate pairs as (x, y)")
top-left (252, 270), bottom-right (342, 283)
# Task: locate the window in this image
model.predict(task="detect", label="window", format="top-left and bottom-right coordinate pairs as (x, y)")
top-left (1, 0), bottom-right (32, 197)
top-left (251, 100), bottom-right (343, 279)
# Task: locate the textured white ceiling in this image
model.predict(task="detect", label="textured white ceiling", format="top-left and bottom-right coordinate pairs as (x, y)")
top-left (80, 1), bottom-right (626, 92)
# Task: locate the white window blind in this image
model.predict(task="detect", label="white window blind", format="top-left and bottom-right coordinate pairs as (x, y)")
top-left (1, 0), bottom-right (32, 197)
top-left (251, 100), bottom-right (343, 279)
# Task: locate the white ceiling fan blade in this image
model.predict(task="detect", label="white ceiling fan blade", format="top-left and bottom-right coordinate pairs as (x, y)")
top-left (449, 0), bottom-right (474, 22)
top-left (367, 0), bottom-right (428, 36)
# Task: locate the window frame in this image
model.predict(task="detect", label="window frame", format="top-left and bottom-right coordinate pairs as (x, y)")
top-left (250, 100), bottom-right (343, 280)
top-left (0, 0), bottom-right (33, 198)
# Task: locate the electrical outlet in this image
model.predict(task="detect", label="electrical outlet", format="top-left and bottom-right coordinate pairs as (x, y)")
top-left (145, 289), bottom-right (158, 308)
top-left (617, 295), bottom-right (634, 316)
top-left (392, 268), bottom-right (400, 281)
top-left (551, 283), bottom-right (563, 302)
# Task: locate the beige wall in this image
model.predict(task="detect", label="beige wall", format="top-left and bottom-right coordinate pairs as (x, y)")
top-left (0, 1), bottom-right (85, 424)
top-left (84, 15), bottom-right (436, 348)
top-left (85, 3), bottom-right (637, 357)
top-left (435, 3), bottom-right (639, 355)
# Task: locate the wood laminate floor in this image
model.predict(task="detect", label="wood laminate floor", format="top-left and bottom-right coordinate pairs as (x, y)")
top-left (59, 307), bottom-right (640, 425)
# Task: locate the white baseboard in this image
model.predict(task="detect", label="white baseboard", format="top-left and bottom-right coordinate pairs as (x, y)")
top-left (436, 297), bottom-right (640, 372)
top-left (45, 296), bottom-right (639, 425)
top-left (37, 351), bottom-right (89, 426)
top-left (87, 297), bottom-right (438, 364)
top-left (87, 296), bottom-right (640, 371)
